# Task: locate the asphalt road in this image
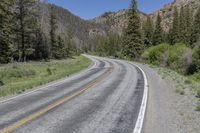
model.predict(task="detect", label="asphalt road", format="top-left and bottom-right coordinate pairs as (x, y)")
top-left (0, 55), bottom-right (146, 133)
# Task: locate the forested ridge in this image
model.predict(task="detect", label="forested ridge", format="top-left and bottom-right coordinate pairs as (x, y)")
top-left (0, 0), bottom-right (75, 63)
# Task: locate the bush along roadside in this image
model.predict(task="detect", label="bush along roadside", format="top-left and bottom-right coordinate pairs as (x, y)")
top-left (142, 43), bottom-right (200, 111)
top-left (141, 43), bottom-right (194, 74)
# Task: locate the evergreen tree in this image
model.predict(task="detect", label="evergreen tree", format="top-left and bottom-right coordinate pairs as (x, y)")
top-left (185, 5), bottom-right (193, 46)
top-left (0, 0), bottom-right (13, 63)
top-left (122, 0), bottom-right (143, 60)
top-left (34, 24), bottom-right (49, 60)
top-left (49, 5), bottom-right (58, 59)
top-left (64, 39), bottom-right (72, 58)
top-left (191, 7), bottom-right (200, 46)
top-left (56, 36), bottom-right (65, 59)
top-left (14, 0), bottom-right (39, 61)
top-left (179, 6), bottom-right (187, 43)
top-left (34, 3), bottom-right (49, 60)
top-left (152, 13), bottom-right (164, 45)
top-left (169, 6), bottom-right (180, 45)
top-left (143, 16), bottom-right (154, 47)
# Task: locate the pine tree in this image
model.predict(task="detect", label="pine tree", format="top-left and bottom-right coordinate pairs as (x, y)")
top-left (49, 5), bottom-right (58, 59)
top-left (65, 39), bottom-right (72, 58)
top-left (122, 0), bottom-right (143, 60)
top-left (143, 16), bottom-right (154, 47)
top-left (34, 24), bottom-right (49, 60)
top-left (56, 36), bottom-right (65, 59)
top-left (179, 6), bottom-right (187, 43)
top-left (34, 2), bottom-right (49, 60)
top-left (152, 13), bottom-right (164, 45)
top-left (185, 5), bottom-right (193, 46)
top-left (169, 6), bottom-right (180, 45)
top-left (0, 0), bottom-right (13, 63)
top-left (191, 7), bottom-right (200, 46)
top-left (14, 0), bottom-right (39, 61)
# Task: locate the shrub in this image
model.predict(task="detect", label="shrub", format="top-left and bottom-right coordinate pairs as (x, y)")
top-left (181, 51), bottom-right (196, 74)
top-left (47, 68), bottom-right (52, 75)
top-left (180, 90), bottom-right (185, 95)
top-left (170, 43), bottom-right (192, 74)
top-left (197, 89), bottom-right (200, 98)
top-left (193, 42), bottom-right (200, 71)
top-left (141, 43), bottom-right (170, 65)
top-left (142, 43), bottom-right (192, 74)
top-left (0, 79), bottom-right (4, 86)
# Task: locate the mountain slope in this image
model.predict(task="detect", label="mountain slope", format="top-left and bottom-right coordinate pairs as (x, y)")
top-left (40, 4), bottom-right (109, 49)
top-left (92, 10), bottom-right (147, 35)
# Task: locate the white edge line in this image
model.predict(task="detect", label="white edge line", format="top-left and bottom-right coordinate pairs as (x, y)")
top-left (0, 56), bottom-right (97, 104)
top-left (131, 63), bottom-right (148, 133)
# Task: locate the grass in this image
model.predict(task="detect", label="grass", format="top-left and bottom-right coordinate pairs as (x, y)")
top-left (0, 56), bottom-right (91, 98)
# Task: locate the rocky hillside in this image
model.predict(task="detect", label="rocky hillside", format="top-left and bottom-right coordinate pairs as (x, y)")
top-left (92, 0), bottom-right (200, 32)
top-left (150, 0), bottom-right (200, 31)
top-left (92, 10), bottom-right (147, 35)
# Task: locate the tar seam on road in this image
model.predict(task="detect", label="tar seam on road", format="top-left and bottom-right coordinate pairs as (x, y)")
top-left (0, 64), bottom-right (114, 133)
top-left (130, 63), bottom-right (148, 133)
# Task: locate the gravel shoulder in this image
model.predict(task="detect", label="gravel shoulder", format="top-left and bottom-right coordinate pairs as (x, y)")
top-left (137, 64), bottom-right (200, 133)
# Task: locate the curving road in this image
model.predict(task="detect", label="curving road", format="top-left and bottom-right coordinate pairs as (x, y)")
top-left (0, 55), bottom-right (147, 133)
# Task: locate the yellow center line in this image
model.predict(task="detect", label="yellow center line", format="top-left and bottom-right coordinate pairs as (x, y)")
top-left (0, 65), bottom-right (114, 133)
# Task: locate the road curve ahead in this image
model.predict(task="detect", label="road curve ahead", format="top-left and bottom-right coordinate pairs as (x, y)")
top-left (0, 55), bottom-right (147, 133)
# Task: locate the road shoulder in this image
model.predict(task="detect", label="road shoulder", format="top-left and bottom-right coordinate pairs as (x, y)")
top-left (137, 64), bottom-right (200, 133)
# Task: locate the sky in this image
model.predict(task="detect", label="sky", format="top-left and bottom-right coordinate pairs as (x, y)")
top-left (48, 0), bottom-right (174, 20)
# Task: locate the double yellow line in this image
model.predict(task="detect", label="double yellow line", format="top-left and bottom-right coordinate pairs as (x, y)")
top-left (0, 64), bottom-right (113, 133)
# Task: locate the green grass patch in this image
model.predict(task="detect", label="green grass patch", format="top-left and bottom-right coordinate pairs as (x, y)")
top-left (0, 56), bottom-right (91, 98)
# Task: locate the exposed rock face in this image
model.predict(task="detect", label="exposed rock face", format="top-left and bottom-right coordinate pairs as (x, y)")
top-left (88, 28), bottom-right (106, 38)
top-left (150, 0), bottom-right (200, 31)
top-left (92, 10), bottom-right (147, 35)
